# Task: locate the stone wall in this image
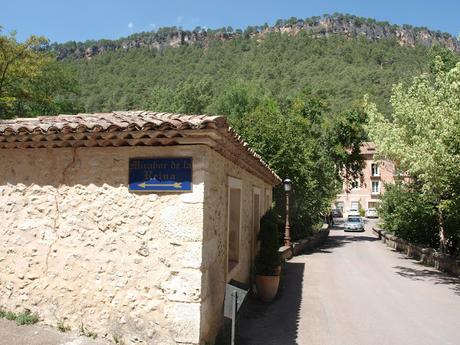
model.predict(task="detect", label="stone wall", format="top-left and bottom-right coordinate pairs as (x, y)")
top-left (278, 224), bottom-right (330, 261)
top-left (0, 145), bottom-right (207, 345)
top-left (200, 148), bottom-right (272, 344)
top-left (373, 228), bottom-right (460, 276)
top-left (292, 224), bottom-right (330, 256)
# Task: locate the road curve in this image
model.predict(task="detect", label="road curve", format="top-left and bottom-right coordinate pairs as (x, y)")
top-left (237, 219), bottom-right (460, 345)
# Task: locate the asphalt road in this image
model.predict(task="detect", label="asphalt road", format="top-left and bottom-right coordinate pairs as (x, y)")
top-left (237, 218), bottom-right (460, 345)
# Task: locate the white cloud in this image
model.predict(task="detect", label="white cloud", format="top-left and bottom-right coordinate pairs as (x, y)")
top-left (150, 23), bottom-right (157, 28)
top-left (128, 22), bottom-right (134, 29)
top-left (177, 16), bottom-right (183, 24)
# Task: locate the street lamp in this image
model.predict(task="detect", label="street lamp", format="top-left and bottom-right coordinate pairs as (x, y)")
top-left (283, 178), bottom-right (292, 247)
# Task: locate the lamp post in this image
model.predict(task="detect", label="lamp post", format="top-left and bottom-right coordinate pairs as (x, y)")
top-left (283, 178), bottom-right (292, 247)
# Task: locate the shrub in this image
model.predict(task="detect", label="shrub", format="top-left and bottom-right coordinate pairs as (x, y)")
top-left (255, 208), bottom-right (282, 276)
top-left (15, 310), bottom-right (39, 325)
top-left (5, 311), bottom-right (17, 321)
top-left (80, 323), bottom-right (98, 339)
top-left (113, 334), bottom-right (125, 345)
top-left (0, 308), bottom-right (39, 325)
top-left (57, 320), bottom-right (71, 332)
top-left (379, 182), bottom-right (438, 247)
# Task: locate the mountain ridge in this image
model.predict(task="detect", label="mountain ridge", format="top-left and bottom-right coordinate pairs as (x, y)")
top-left (51, 14), bottom-right (460, 59)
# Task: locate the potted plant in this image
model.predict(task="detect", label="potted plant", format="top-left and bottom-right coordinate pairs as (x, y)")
top-left (255, 208), bottom-right (282, 302)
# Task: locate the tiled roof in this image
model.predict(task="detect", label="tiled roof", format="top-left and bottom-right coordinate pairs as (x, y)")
top-left (0, 111), bottom-right (280, 184)
top-left (0, 111), bottom-right (227, 135)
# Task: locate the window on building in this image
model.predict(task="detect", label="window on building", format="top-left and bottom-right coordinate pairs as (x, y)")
top-left (228, 177), bottom-right (242, 272)
top-left (265, 189), bottom-right (271, 212)
top-left (335, 201), bottom-right (344, 211)
top-left (350, 180), bottom-right (359, 189)
top-left (371, 163), bottom-right (380, 176)
top-left (372, 181), bottom-right (380, 194)
top-left (252, 188), bottom-right (261, 261)
top-left (368, 201), bottom-right (380, 209)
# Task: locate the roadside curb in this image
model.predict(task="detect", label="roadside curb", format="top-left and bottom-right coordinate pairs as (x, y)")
top-left (372, 227), bottom-right (460, 276)
top-left (279, 223), bottom-right (330, 260)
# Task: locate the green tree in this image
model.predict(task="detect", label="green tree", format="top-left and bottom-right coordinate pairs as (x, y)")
top-left (232, 88), bottom-right (365, 238)
top-left (207, 81), bottom-right (266, 119)
top-left (14, 61), bottom-right (82, 115)
top-left (0, 29), bottom-right (50, 116)
top-left (144, 78), bottom-right (213, 114)
top-left (428, 46), bottom-right (460, 73)
top-left (0, 28), bottom-right (80, 117)
top-left (366, 58), bottom-right (460, 252)
top-left (323, 108), bottom-right (367, 183)
top-left (379, 182), bottom-right (439, 247)
top-left (143, 86), bottom-right (176, 112)
top-left (173, 78), bottom-right (213, 114)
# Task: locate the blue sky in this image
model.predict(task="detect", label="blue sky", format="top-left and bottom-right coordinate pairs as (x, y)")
top-left (1, 0), bottom-right (459, 43)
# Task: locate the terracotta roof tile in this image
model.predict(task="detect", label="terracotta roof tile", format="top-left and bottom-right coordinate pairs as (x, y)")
top-left (0, 111), bottom-right (280, 184)
top-left (0, 111), bottom-right (227, 135)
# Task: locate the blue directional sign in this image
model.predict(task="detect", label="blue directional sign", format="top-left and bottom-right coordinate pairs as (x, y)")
top-left (129, 158), bottom-right (192, 192)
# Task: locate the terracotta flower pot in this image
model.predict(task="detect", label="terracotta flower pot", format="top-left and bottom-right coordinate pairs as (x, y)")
top-left (255, 273), bottom-right (280, 302)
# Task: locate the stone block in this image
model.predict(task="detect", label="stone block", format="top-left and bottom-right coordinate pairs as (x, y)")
top-left (162, 270), bottom-right (202, 302)
top-left (181, 242), bottom-right (202, 269)
top-left (164, 302), bottom-right (201, 344)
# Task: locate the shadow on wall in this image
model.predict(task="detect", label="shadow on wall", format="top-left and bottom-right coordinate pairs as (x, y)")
top-left (218, 262), bottom-right (305, 345)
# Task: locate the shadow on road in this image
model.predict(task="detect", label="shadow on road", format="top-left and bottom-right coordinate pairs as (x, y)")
top-left (221, 224), bottom-right (460, 345)
top-left (393, 265), bottom-right (460, 296)
top-left (227, 232), bottom-right (380, 344)
top-left (313, 232), bottom-right (379, 254)
top-left (226, 261), bottom-right (305, 345)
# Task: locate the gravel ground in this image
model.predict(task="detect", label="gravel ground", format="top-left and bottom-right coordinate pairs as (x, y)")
top-left (0, 319), bottom-right (110, 345)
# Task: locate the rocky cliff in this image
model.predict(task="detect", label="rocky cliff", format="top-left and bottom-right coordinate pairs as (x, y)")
top-left (52, 15), bottom-right (460, 60)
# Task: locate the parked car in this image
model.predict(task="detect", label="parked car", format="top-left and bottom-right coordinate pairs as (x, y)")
top-left (347, 208), bottom-right (360, 216)
top-left (344, 216), bottom-right (365, 232)
top-left (365, 208), bottom-right (378, 218)
top-left (332, 208), bottom-right (343, 218)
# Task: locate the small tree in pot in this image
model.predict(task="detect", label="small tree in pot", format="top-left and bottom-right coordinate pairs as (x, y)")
top-left (255, 208), bottom-right (282, 301)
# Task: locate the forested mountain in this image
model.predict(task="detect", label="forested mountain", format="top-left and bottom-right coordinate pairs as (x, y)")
top-left (63, 31), bottom-right (437, 115)
top-left (49, 14), bottom-right (458, 116)
top-left (3, 14), bottom-right (459, 118)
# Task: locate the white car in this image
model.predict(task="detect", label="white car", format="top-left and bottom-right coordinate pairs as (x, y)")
top-left (347, 208), bottom-right (360, 216)
top-left (344, 216), bottom-right (365, 232)
top-left (365, 208), bottom-right (378, 218)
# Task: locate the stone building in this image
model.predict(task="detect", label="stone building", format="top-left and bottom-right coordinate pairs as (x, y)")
top-left (335, 142), bottom-right (396, 214)
top-left (0, 111), bottom-right (280, 345)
